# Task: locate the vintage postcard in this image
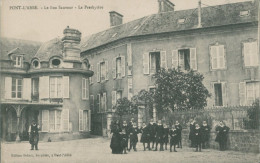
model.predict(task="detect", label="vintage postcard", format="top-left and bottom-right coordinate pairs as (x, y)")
top-left (0, 0), bottom-right (259, 162)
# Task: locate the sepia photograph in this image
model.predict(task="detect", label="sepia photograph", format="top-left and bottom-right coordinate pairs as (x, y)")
top-left (0, 0), bottom-right (260, 162)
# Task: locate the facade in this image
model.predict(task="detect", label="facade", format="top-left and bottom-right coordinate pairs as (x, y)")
top-left (80, 0), bottom-right (259, 136)
top-left (0, 27), bottom-right (93, 141)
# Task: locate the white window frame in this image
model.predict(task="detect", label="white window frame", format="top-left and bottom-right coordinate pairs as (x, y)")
top-left (49, 76), bottom-right (62, 98)
top-left (79, 110), bottom-right (89, 131)
top-left (246, 82), bottom-right (260, 105)
top-left (243, 41), bottom-right (258, 67)
top-left (116, 57), bottom-right (122, 78)
top-left (100, 61), bottom-right (106, 82)
top-left (11, 78), bottom-right (22, 99)
top-left (14, 56), bottom-right (23, 67)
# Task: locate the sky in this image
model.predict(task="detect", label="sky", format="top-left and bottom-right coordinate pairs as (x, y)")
top-left (0, 0), bottom-right (252, 42)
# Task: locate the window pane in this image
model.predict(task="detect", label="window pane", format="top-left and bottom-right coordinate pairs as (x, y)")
top-left (49, 110), bottom-right (55, 131)
top-left (56, 111), bottom-right (61, 131)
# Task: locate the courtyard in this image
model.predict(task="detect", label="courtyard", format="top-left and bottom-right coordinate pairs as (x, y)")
top-left (1, 137), bottom-right (259, 163)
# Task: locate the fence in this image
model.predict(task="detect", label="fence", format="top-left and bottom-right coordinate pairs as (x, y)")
top-left (157, 105), bottom-right (259, 130)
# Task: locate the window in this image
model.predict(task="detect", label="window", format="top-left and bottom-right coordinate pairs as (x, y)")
top-left (246, 82), bottom-right (259, 105)
top-left (97, 94), bottom-right (100, 112)
top-left (150, 52), bottom-right (161, 74)
top-left (89, 65), bottom-right (93, 84)
top-left (210, 45), bottom-right (226, 70)
top-left (213, 82), bottom-right (227, 107)
top-left (178, 18), bottom-right (186, 24)
top-left (100, 92), bottom-right (107, 112)
top-left (116, 57), bottom-right (122, 78)
top-left (172, 48), bottom-right (197, 71)
top-left (82, 78), bottom-right (89, 100)
top-left (32, 78), bottom-right (39, 96)
top-left (32, 60), bottom-right (40, 69)
top-left (41, 110), bottom-right (65, 132)
top-left (11, 78), bottom-right (22, 98)
top-left (52, 59), bottom-right (61, 67)
top-left (112, 90), bottom-right (122, 106)
top-left (243, 41), bottom-right (258, 67)
top-left (214, 84), bottom-right (223, 106)
top-left (79, 110), bottom-right (89, 131)
top-left (113, 56), bottom-right (125, 79)
top-left (50, 77), bottom-right (62, 98)
top-left (15, 56), bottom-right (23, 67)
top-left (97, 61), bottom-right (108, 82)
top-left (240, 10), bottom-right (250, 17)
top-left (90, 95), bottom-right (94, 112)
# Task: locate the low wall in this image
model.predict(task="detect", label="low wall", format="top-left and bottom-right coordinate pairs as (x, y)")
top-left (39, 132), bottom-right (91, 142)
top-left (181, 129), bottom-right (260, 153)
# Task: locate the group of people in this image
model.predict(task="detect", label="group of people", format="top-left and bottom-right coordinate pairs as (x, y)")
top-left (110, 118), bottom-right (230, 154)
top-left (110, 118), bottom-right (183, 154)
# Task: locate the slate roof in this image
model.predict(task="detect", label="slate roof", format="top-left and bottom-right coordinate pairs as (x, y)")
top-left (34, 38), bottom-right (64, 61)
top-left (0, 37), bottom-right (41, 62)
top-left (81, 1), bottom-right (258, 52)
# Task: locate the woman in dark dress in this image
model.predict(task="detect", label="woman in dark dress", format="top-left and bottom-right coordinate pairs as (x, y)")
top-left (110, 120), bottom-right (122, 154)
top-left (215, 121), bottom-right (230, 151)
top-left (201, 121), bottom-right (211, 149)
top-left (169, 124), bottom-right (178, 152)
top-left (140, 122), bottom-right (150, 151)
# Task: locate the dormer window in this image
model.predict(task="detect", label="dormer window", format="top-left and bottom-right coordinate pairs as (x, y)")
top-left (32, 59), bottom-right (40, 69)
top-left (51, 58), bottom-right (61, 68)
top-left (240, 10), bottom-right (250, 17)
top-left (15, 56), bottom-right (23, 67)
top-left (178, 18), bottom-right (186, 24)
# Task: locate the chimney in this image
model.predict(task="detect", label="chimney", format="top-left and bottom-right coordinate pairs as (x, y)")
top-left (198, 0), bottom-right (202, 28)
top-left (109, 11), bottom-right (123, 27)
top-left (158, 0), bottom-right (175, 13)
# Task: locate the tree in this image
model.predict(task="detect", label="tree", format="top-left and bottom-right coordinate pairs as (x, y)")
top-left (113, 97), bottom-right (137, 120)
top-left (153, 68), bottom-right (210, 113)
top-left (245, 99), bottom-right (260, 129)
top-left (132, 89), bottom-right (154, 121)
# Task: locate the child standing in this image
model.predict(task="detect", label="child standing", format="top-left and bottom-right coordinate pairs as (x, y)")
top-left (128, 122), bottom-right (139, 152)
top-left (140, 122), bottom-right (149, 151)
top-left (169, 125), bottom-right (178, 152)
top-left (163, 123), bottom-right (169, 150)
top-left (194, 123), bottom-right (202, 152)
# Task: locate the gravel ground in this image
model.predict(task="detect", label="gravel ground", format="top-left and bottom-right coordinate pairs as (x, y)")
top-left (1, 137), bottom-right (259, 163)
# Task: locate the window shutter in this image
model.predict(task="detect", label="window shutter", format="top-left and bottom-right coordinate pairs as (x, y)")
top-left (128, 78), bottom-right (133, 100)
top-left (113, 58), bottom-right (117, 79)
top-left (79, 110), bottom-right (83, 131)
top-left (90, 95), bottom-right (94, 111)
top-left (243, 43), bottom-right (250, 67)
top-left (62, 109), bottom-right (69, 131)
top-left (105, 61), bottom-right (109, 80)
top-left (221, 82), bottom-right (227, 106)
top-left (63, 76), bottom-right (70, 98)
top-left (103, 92), bottom-right (107, 112)
top-left (172, 50), bottom-right (179, 69)
top-left (255, 82), bottom-right (260, 99)
top-left (211, 82), bottom-right (215, 107)
top-left (39, 76), bottom-right (49, 99)
top-left (143, 52), bottom-right (149, 74)
top-left (97, 62), bottom-right (100, 82)
top-left (251, 42), bottom-right (258, 66)
top-left (82, 78), bottom-right (85, 99)
top-left (121, 56), bottom-right (125, 77)
top-left (239, 82), bottom-right (246, 106)
top-left (218, 45), bottom-right (225, 69)
top-left (22, 78), bottom-right (31, 101)
top-left (127, 43), bottom-right (132, 66)
top-left (112, 91), bottom-right (116, 106)
top-left (210, 46), bottom-right (217, 69)
top-left (89, 65), bottom-right (93, 84)
top-left (160, 51), bottom-right (167, 69)
top-left (190, 48), bottom-right (197, 70)
top-left (42, 110), bottom-right (49, 132)
top-left (97, 94), bottom-right (101, 112)
top-left (5, 77), bottom-right (12, 99)
top-left (88, 110), bottom-right (91, 131)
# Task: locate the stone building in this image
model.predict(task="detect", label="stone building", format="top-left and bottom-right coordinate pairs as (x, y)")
top-left (0, 27), bottom-right (93, 141)
top-left (80, 0), bottom-right (259, 136)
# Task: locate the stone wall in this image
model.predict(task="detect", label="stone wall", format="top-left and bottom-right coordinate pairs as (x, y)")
top-left (181, 129), bottom-right (260, 153)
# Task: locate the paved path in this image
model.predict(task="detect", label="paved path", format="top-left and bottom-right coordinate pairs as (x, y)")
top-left (1, 137), bottom-right (259, 163)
